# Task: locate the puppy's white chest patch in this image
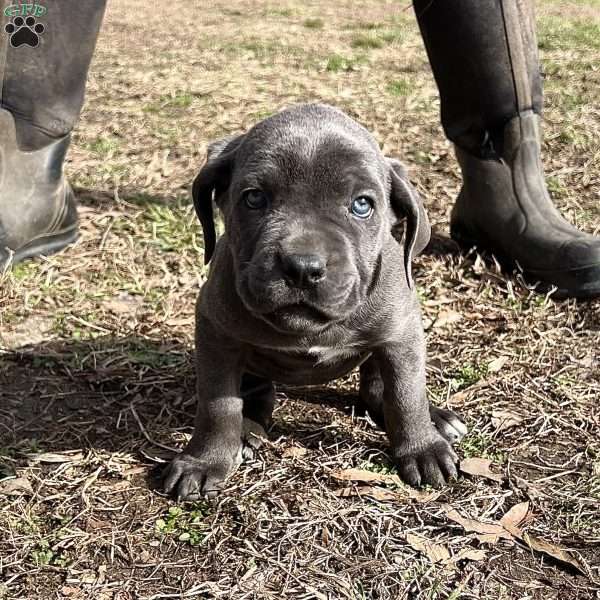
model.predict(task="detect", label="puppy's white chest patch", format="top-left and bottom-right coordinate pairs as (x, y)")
top-left (307, 344), bottom-right (362, 365)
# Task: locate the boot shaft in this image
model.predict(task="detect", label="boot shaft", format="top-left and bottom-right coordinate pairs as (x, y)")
top-left (0, 1), bottom-right (106, 151)
top-left (413, 0), bottom-right (543, 160)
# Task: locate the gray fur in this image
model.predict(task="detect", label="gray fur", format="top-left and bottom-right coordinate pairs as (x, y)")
top-left (163, 104), bottom-right (466, 501)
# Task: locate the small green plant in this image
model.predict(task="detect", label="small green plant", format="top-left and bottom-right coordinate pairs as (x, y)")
top-left (387, 78), bottom-right (411, 96)
top-left (350, 34), bottom-right (383, 49)
top-left (325, 54), bottom-right (363, 72)
top-left (359, 460), bottom-right (397, 477)
top-left (143, 91), bottom-right (194, 113)
top-left (303, 18), bottom-right (324, 29)
top-left (87, 136), bottom-right (119, 156)
top-left (354, 21), bottom-right (383, 30)
top-left (10, 262), bottom-right (39, 281)
top-left (538, 18), bottom-right (600, 51)
top-left (461, 432), bottom-right (505, 462)
top-left (546, 175), bottom-right (566, 197)
top-left (265, 7), bottom-right (293, 17)
top-left (155, 504), bottom-right (211, 546)
top-left (450, 363), bottom-right (488, 391)
top-left (31, 540), bottom-right (54, 566)
top-left (30, 538), bottom-right (68, 567)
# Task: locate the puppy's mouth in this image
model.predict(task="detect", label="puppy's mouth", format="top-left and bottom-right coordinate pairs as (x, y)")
top-left (260, 301), bottom-right (339, 332)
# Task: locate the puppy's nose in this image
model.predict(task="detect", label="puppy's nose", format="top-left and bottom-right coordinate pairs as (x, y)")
top-left (281, 253), bottom-right (327, 287)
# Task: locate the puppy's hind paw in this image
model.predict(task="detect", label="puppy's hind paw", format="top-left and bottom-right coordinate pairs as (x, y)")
top-left (430, 405), bottom-right (468, 444)
top-left (162, 454), bottom-right (232, 501)
top-left (241, 417), bottom-right (268, 461)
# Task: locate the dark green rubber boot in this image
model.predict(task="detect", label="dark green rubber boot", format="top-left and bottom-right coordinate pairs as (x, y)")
top-left (0, 109), bottom-right (78, 264)
top-left (414, 0), bottom-right (600, 298)
top-left (0, 1), bottom-right (106, 267)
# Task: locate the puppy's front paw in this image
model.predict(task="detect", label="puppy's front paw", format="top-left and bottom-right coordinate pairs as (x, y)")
top-left (393, 431), bottom-right (458, 488)
top-left (162, 453), bottom-right (236, 501)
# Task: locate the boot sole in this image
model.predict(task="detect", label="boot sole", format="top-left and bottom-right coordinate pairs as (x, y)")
top-left (451, 224), bottom-right (600, 300)
top-left (4, 225), bottom-right (79, 266)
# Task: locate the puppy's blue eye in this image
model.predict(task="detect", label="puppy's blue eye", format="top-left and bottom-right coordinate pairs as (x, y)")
top-left (350, 196), bottom-right (374, 219)
top-left (243, 189), bottom-right (268, 210)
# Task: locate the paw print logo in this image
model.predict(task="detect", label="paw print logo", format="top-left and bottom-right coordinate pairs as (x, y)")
top-left (5, 16), bottom-right (45, 48)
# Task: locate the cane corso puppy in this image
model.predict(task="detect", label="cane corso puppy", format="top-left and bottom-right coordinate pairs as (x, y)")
top-left (163, 103), bottom-right (467, 500)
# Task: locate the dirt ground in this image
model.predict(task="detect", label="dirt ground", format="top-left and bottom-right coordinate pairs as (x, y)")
top-left (1, 0), bottom-right (599, 598)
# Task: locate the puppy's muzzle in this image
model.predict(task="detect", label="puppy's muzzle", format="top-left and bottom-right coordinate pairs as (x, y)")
top-left (280, 252), bottom-right (327, 289)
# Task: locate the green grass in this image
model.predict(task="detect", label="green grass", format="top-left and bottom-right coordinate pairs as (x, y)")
top-left (87, 136), bottom-right (119, 156)
top-left (450, 363), bottom-right (488, 392)
top-left (350, 33), bottom-right (384, 49)
top-left (143, 91), bottom-right (195, 113)
top-left (546, 175), bottom-right (567, 197)
top-left (8, 261), bottom-right (39, 281)
top-left (538, 18), bottom-right (600, 51)
top-left (461, 432), bottom-right (506, 463)
top-left (303, 17), bottom-right (324, 29)
top-left (387, 78), bottom-right (412, 96)
top-left (346, 21), bottom-right (384, 30)
top-left (325, 53), bottom-right (366, 72)
top-left (359, 459), bottom-right (398, 477)
top-left (264, 7), bottom-right (294, 17)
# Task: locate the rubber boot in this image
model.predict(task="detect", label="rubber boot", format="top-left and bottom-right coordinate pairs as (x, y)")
top-left (0, 1), bottom-right (106, 266)
top-left (414, 0), bottom-right (600, 298)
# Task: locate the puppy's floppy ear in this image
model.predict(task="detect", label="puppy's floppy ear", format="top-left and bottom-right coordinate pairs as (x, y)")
top-left (192, 134), bottom-right (245, 265)
top-left (387, 158), bottom-right (431, 289)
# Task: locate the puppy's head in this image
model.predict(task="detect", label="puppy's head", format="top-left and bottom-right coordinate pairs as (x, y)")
top-left (193, 103), bottom-right (429, 334)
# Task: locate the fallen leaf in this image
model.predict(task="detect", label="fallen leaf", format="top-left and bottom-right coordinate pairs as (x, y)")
top-left (449, 390), bottom-right (468, 404)
top-left (518, 532), bottom-right (588, 576)
top-left (282, 446), bottom-right (308, 458)
top-left (433, 309), bottom-right (462, 329)
top-left (487, 356), bottom-right (508, 372)
top-left (405, 488), bottom-right (444, 503)
top-left (27, 451), bottom-right (85, 464)
top-left (331, 468), bottom-right (401, 486)
top-left (102, 292), bottom-right (143, 316)
top-left (98, 480), bottom-right (130, 492)
top-left (121, 466), bottom-right (147, 477)
top-left (444, 506), bottom-right (512, 542)
top-left (450, 548), bottom-right (487, 563)
top-left (333, 485), bottom-right (441, 503)
top-left (445, 504), bottom-right (589, 577)
top-left (0, 477), bottom-right (34, 496)
top-left (0, 315), bottom-right (54, 349)
top-left (512, 476), bottom-right (544, 501)
top-left (405, 533), bottom-right (451, 563)
top-left (459, 457), bottom-right (504, 483)
top-left (334, 486), bottom-right (399, 501)
top-left (491, 409), bottom-right (524, 431)
top-left (86, 517), bottom-right (111, 531)
top-left (499, 501), bottom-right (530, 532)
top-left (165, 317), bottom-right (195, 327)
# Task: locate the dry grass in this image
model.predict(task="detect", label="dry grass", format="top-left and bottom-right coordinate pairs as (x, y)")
top-left (1, 0), bottom-right (599, 598)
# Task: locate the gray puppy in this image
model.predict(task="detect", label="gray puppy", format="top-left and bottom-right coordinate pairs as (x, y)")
top-left (163, 103), bottom-right (467, 501)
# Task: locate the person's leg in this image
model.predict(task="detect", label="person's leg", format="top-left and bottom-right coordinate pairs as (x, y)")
top-left (0, 1), bottom-right (106, 265)
top-left (414, 0), bottom-right (600, 298)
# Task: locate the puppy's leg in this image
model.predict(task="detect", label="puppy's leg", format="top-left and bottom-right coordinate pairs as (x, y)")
top-left (375, 338), bottom-right (459, 488)
top-left (241, 373), bottom-right (275, 459)
top-left (163, 315), bottom-right (244, 501)
top-left (358, 358), bottom-right (386, 428)
top-left (359, 358), bottom-right (467, 443)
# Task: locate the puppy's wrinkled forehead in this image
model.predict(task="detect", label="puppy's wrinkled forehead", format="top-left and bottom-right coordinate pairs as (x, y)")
top-left (233, 105), bottom-right (387, 192)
